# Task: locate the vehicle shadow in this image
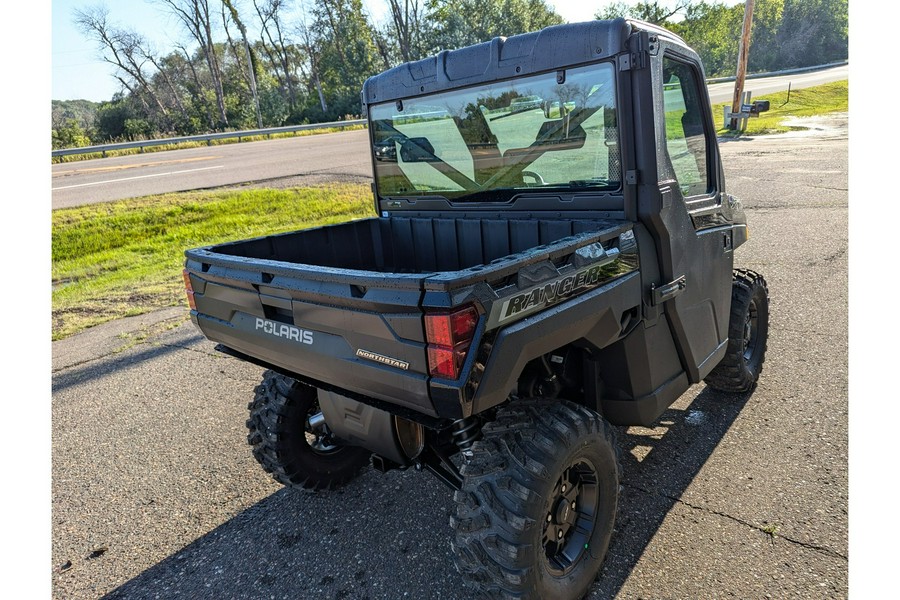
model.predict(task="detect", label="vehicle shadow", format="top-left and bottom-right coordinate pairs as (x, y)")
top-left (590, 385), bottom-right (752, 598)
top-left (101, 385), bottom-right (750, 600)
top-left (101, 466), bottom-right (461, 600)
top-left (716, 135), bottom-right (756, 143)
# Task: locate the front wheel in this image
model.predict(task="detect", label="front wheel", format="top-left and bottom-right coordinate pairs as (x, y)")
top-left (704, 269), bottom-right (770, 393)
top-left (246, 370), bottom-right (370, 491)
top-left (451, 399), bottom-right (621, 600)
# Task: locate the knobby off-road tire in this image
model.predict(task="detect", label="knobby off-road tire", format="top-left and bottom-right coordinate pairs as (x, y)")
top-left (704, 269), bottom-right (770, 393)
top-left (246, 370), bottom-right (370, 491)
top-left (451, 399), bottom-right (621, 600)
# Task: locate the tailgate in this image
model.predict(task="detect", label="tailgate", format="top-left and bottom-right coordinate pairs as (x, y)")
top-left (184, 251), bottom-right (437, 416)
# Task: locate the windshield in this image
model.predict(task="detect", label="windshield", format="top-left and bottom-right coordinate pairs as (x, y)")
top-left (370, 62), bottom-right (619, 202)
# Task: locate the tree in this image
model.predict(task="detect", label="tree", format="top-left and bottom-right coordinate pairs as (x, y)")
top-left (668, 2), bottom-right (743, 77)
top-left (746, 0), bottom-right (784, 73)
top-left (52, 119), bottom-right (92, 150)
top-left (776, 0), bottom-right (847, 68)
top-left (52, 100), bottom-right (98, 137)
top-left (222, 0), bottom-right (263, 127)
top-left (427, 0), bottom-right (564, 51)
top-left (253, 0), bottom-right (299, 112)
top-left (595, 0), bottom-right (691, 23)
top-left (156, 0), bottom-right (230, 128)
top-left (74, 5), bottom-right (174, 129)
top-left (385, 0), bottom-right (429, 62)
top-left (295, 11), bottom-right (329, 114)
top-left (307, 0), bottom-right (381, 119)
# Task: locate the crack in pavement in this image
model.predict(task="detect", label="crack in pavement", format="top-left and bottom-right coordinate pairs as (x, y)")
top-left (52, 319), bottom-right (204, 375)
top-left (807, 185), bottom-right (848, 192)
top-left (52, 313), bottom-right (191, 371)
top-left (624, 483), bottom-right (848, 561)
top-left (805, 246), bottom-right (848, 267)
top-left (155, 341), bottom-right (226, 360)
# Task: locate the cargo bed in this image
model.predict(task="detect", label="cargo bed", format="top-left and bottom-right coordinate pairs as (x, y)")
top-left (185, 216), bottom-right (633, 419)
top-left (203, 215), bottom-right (624, 275)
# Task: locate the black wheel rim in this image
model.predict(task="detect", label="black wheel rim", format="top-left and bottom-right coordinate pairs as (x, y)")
top-left (304, 403), bottom-right (339, 454)
top-left (742, 298), bottom-right (759, 362)
top-left (541, 459), bottom-right (600, 575)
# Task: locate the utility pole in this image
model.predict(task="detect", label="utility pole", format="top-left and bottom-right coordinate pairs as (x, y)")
top-left (730, 0), bottom-right (756, 130)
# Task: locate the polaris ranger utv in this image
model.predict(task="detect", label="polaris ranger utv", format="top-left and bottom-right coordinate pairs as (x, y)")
top-left (183, 18), bottom-right (769, 600)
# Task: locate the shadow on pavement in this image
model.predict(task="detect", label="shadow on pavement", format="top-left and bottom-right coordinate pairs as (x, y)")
top-left (716, 135), bottom-right (756, 143)
top-left (102, 467), bottom-right (460, 600)
top-left (591, 386), bottom-right (751, 598)
top-left (101, 386), bottom-right (751, 600)
top-left (52, 336), bottom-right (202, 395)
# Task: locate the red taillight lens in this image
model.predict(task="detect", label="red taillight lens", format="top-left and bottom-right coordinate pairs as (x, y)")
top-left (425, 305), bottom-right (478, 379)
top-left (425, 306), bottom-right (478, 347)
top-left (182, 269), bottom-right (197, 310)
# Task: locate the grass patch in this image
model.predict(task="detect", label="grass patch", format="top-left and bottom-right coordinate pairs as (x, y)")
top-left (52, 124), bottom-right (367, 164)
top-left (715, 80), bottom-right (847, 136)
top-left (52, 183), bottom-right (373, 340)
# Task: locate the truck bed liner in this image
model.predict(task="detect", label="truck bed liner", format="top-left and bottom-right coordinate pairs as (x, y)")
top-left (206, 216), bottom-right (617, 274)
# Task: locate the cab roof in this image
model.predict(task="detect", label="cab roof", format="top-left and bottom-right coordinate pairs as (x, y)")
top-left (361, 18), bottom-right (688, 107)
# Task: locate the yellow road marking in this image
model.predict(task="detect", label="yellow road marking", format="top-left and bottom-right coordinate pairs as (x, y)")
top-left (53, 155), bottom-right (221, 177)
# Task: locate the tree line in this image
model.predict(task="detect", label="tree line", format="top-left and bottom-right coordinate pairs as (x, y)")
top-left (52, 0), bottom-right (847, 150)
top-left (599, 0), bottom-right (847, 79)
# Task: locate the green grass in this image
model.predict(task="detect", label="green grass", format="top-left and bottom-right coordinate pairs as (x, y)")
top-left (715, 80), bottom-right (848, 136)
top-left (52, 183), bottom-right (373, 340)
top-left (52, 124), bottom-right (367, 164)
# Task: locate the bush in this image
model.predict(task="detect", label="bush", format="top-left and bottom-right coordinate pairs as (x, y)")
top-left (52, 119), bottom-right (92, 150)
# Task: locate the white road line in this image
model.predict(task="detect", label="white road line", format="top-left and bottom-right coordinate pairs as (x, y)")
top-left (52, 165), bottom-right (226, 190)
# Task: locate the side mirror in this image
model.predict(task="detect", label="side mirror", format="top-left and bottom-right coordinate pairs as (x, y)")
top-left (399, 137), bottom-right (438, 162)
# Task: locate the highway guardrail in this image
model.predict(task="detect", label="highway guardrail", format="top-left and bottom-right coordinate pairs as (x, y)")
top-left (52, 119), bottom-right (367, 158)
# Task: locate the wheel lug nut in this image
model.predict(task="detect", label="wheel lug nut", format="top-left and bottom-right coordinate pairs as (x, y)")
top-left (571, 501), bottom-right (576, 510)
top-left (557, 530), bottom-right (563, 539)
top-left (561, 485), bottom-right (567, 493)
top-left (547, 513), bottom-right (552, 522)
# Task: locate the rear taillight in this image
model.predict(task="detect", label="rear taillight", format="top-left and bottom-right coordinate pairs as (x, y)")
top-left (425, 305), bottom-right (478, 379)
top-left (182, 269), bottom-right (197, 310)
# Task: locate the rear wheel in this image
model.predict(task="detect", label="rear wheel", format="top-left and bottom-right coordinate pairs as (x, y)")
top-left (451, 399), bottom-right (620, 599)
top-left (246, 370), bottom-right (370, 491)
top-left (704, 269), bottom-right (770, 393)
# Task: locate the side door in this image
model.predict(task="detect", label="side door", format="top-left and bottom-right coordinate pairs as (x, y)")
top-left (646, 51), bottom-right (734, 382)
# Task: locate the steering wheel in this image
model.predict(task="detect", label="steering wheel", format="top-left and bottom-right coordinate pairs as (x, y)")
top-left (522, 170), bottom-right (546, 186)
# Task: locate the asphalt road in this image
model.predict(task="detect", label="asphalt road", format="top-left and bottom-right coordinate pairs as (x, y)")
top-left (50, 129), bottom-right (374, 209)
top-left (50, 65), bottom-right (848, 210)
top-left (51, 115), bottom-right (848, 599)
top-left (706, 63), bottom-right (848, 103)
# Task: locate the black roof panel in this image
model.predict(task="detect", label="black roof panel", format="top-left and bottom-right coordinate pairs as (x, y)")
top-left (362, 18), bottom-right (635, 106)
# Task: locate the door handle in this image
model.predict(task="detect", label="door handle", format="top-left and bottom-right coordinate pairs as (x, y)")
top-left (651, 275), bottom-right (687, 306)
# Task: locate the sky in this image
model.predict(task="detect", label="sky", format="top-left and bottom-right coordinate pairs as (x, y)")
top-left (52, 0), bottom-right (621, 101)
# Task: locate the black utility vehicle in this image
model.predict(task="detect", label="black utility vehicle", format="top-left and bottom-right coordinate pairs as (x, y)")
top-left (184, 18), bottom-right (769, 600)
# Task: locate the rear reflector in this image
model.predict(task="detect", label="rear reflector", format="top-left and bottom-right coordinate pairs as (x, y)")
top-left (427, 346), bottom-right (458, 380)
top-left (182, 269), bottom-right (197, 310)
